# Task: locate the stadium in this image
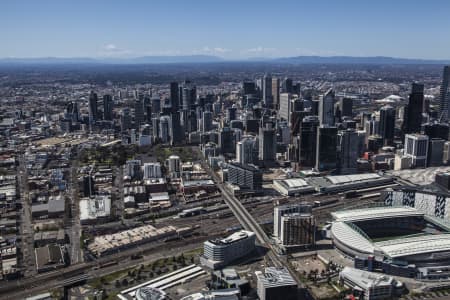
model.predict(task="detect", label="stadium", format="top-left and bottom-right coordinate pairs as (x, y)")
top-left (331, 206), bottom-right (450, 280)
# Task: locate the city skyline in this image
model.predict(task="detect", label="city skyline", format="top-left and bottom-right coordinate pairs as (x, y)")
top-left (1, 0), bottom-right (450, 59)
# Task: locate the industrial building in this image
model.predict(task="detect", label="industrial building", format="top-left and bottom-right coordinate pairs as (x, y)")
top-left (87, 225), bottom-right (177, 257)
top-left (201, 230), bottom-right (256, 269)
top-left (255, 267), bottom-right (297, 300)
top-left (273, 178), bottom-right (315, 196)
top-left (79, 194), bottom-right (111, 224)
top-left (339, 267), bottom-right (403, 300)
top-left (307, 173), bottom-right (393, 194)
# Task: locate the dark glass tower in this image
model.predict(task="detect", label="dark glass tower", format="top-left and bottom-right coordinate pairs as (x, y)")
top-left (439, 66), bottom-right (450, 122)
top-left (403, 82), bottom-right (424, 134)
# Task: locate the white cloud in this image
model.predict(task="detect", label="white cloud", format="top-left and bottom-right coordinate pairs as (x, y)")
top-left (99, 43), bottom-right (132, 57)
top-left (104, 44), bottom-right (118, 51)
top-left (244, 46), bottom-right (277, 54)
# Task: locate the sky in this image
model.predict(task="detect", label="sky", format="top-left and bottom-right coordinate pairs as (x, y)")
top-left (1, 0), bottom-right (450, 59)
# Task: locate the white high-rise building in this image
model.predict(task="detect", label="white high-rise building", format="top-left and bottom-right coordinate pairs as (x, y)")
top-left (319, 89), bottom-right (335, 126)
top-left (236, 136), bottom-right (257, 165)
top-left (166, 155), bottom-right (181, 178)
top-left (404, 134), bottom-right (429, 168)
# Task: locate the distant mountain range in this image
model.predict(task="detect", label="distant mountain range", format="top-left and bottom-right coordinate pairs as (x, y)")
top-left (0, 55), bottom-right (224, 65)
top-left (0, 55), bottom-right (449, 65)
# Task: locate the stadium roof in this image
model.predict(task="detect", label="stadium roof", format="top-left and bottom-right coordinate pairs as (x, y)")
top-left (331, 221), bottom-right (375, 254)
top-left (331, 206), bottom-right (423, 222)
top-left (375, 234), bottom-right (450, 258)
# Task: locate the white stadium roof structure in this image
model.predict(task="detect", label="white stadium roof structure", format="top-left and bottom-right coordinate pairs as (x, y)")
top-left (331, 206), bottom-right (450, 260)
top-left (331, 206), bottom-right (423, 222)
top-left (375, 234), bottom-right (450, 259)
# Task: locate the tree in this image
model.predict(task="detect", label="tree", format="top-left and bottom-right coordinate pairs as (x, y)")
top-left (122, 278), bottom-right (128, 286)
top-left (115, 280), bottom-right (121, 288)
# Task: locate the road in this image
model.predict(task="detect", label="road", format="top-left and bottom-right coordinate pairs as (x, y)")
top-left (196, 152), bottom-right (284, 269)
top-left (66, 158), bottom-right (83, 265)
top-left (17, 155), bottom-right (36, 277)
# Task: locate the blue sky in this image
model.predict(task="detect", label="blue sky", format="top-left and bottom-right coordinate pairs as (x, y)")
top-left (1, 0), bottom-right (450, 59)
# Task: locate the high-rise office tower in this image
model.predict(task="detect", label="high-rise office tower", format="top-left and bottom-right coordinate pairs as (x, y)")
top-left (423, 122), bottom-right (449, 140)
top-left (282, 78), bottom-right (293, 93)
top-left (103, 94), bottom-right (113, 121)
top-left (272, 77), bottom-right (280, 109)
top-left (88, 91), bottom-right (98, 124)
top-left (66, 101), bottom-right (79, 122)
top-left (404, 134), bottom-right (429, 168)
top-left (338, 129), bottom-right (359, 174)
top-left (316, 126), bottom-right (338, 171)
top-left (120, 108), bottom-right (132, 132)
top-left (258, 123), bottom-right (277, 164)
top-left (243, 81), bottom-right (257, 95)
top-left (134, 97), bottom-right (145, 129)
top-left (439, 66), bottom-right (450, 122)
top-left (226, 106), bottom-right (237, 124)
top-left (319, 89), bottom-right (335, 126)
top-left (339, 98), bottom-right (353, 118)
top-left (279, 93), bottom-right (292, 121)
top-left (403, 83), bottom-right (424, 134)
top-left (428, 138), bottom-right (445, 167)
top-left (170, 82), bottom-right (179, 112)
top-left (379, 105), bottom-right (396, 145)
top-left (236, 136), bottom-right (258, 165)
top-left (263, 74), bottom-right (273, 108)
top-left (159, 115), bottom-right (171, 143)
top-left (219, 127), bottom-right (235, 154)
top-left (299, 116), bottom-right (319, 168)
top-left (202, 111), bottom-right (213, 132)
top-left (182, 82), bottom-right (197, 110)
top-left (170, 112), bottom-right (184, 145)
top-left (151, 95), bottom-right (161, 115)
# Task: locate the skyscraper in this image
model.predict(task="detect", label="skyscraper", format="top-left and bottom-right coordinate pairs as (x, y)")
top-left (338, 129), bottom-right (359, 174)
top-left (439, 66), bottom-right (450, 122)
top-left (403, 82), bottom-right (424, 134)
top-left (299, 116), bottom-right (319, 168)
top-left (263, 74), bottom-right (273, 108)
top-left (88, 91), bottom-right (98, 124)
top-left (404, 134), bottom-right (429, 168)
top-left (279, 93), bottom-right (292, 121)
top-left (236, 136), bottom-right (258, 165)
top-left (272, 77), bottom-right (280, 109)
top-left (202, 111), bottom-right (213, 132)
top-left (379, 105), bottom-right (396, 145)
top-left (258, 123), bottom-right (276, 164)
top-left (103, 94), bottom-right (113, 121)
top-left (170, 81), bottom-right (179, 112)
top-left (339, 98), bottom-right (353, 118)
top-left (134, 97), bottom-right (145, 129)
top-left (316, 126), bottom-right (337, 172)
top-left (319, 89), bottom-right (335, 126)
top-left (120, 108), bottom-right (132, 132)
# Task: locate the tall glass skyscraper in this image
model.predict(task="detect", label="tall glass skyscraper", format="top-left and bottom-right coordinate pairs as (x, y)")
top-left (439, 66), bottom-right (450, 122)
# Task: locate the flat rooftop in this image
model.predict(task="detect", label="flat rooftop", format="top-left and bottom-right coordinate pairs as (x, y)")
top-left (209, 230), bottom-right (255, 246)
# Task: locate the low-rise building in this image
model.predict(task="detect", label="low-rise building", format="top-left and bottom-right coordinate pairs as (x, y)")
top-left (79, 195), bottom-right (111, 224)
top-left (256, 267), bottom-right (297, 300)
top-left (339, 267), bottom-right (403, 300)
